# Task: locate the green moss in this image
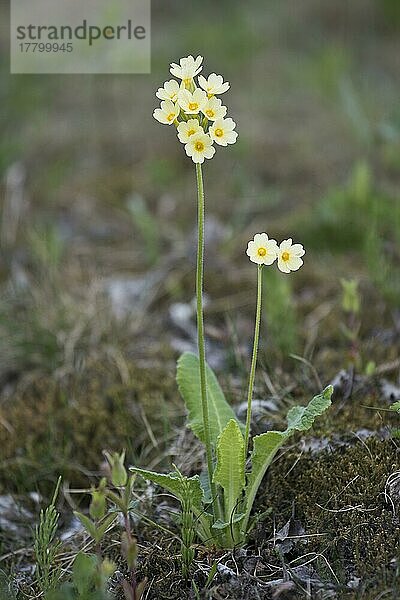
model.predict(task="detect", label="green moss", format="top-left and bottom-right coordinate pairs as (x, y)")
top-left (258, 437), bottom-right (400, 597)
top-left (0, 360), bottom-right (177, 496)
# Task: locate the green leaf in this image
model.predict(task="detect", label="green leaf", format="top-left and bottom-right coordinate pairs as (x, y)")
top-left (95, 513), bottom-right (117, 542)
top-left (205, 561), bottom-right (218, 588)
top-left (241, 430), bottom-right (286, 536)
top-left (73, 512), bottom-right (97, 540)
top-left (176, 352), bottom-right (242, 446)
top-left (72, 552), bottom-right (97, 594)
top-left (390, 401), bottom-right (400, 413)
top-left (285, 385), bottom-right (333, 432)
top-left (199, 470), bottom-right (212, 504)
top-left (213, 419), bottom-right (245, 521)
top-left (130, 468), bottom-right (204, 511)
top-left (242, 386), bottom-right (333, 535)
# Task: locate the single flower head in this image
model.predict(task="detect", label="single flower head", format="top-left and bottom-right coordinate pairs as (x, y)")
top-left (156, 79), bottom-right (181, 102)
top-left (170, 55), bottom-right (203, 85)
top-left (153, 100), bottom-right (179, 125)
top-left (184, 132), bottom-right (215, 164)
top-left (198, 73), bottom-right (230, 95)
top-left (246, 233), bottom-right (279, 266)
top-left (201, 96), bottom-right (227, 121)
top-left (209, 118), bottom-right (238, 146)
top-left (277, 239), bottom-right (305, 273)
top-left (178, 88), bottom-right (207, 114)
top-left (177, 119), bottom-right (203, 143)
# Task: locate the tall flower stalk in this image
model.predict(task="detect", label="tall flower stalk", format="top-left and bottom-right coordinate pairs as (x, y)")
top-left (195, 162), bottom-right (215, 505)
top-left (244, 264), bottom-right (263, 456)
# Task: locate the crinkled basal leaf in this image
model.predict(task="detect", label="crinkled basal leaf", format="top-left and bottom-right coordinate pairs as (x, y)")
top-left (390, 401), bottom-right (400, 413)
top-left (176, 352), bottom-right (242, 446)
top-left (242, 386), bottom-right (333, 535)
top-left (130, 467), bottom-right (204, 511)
top-left (213, 419), bottom-right (245, 520)
top-left (285, 385), bottom-right (333, 432)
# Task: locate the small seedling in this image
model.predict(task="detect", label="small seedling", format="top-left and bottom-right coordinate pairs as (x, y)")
top-left (34, 476), bottom-right (62, 594)
top-left (72, 451), bottom-right (146, 600)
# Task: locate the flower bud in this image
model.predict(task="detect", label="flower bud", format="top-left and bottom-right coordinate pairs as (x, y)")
top-left (104, 450), bottom-right (128, 487)
top-left (121, 531), bottom-right (138, 570)
top-left (341, 279), bottom-right (360, 314)
top-left (89, 479), bottom-right (107, 520)
top-left (101, 558), bottom-right (116, 578)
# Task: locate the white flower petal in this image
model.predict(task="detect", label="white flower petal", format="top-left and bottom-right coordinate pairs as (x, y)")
top-left (277, 258), bottom-right (291, 273)
top-left (290, 243), bottom-right (305, 257)
top-left (254, 233), bottom-right (268, 245)
top-left (280, 238), bottom-right (293, 250)
top-left (287, 256), bottom-right (303, 271)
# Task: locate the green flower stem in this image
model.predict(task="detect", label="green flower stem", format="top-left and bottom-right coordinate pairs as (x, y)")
top-left (195, 163), bottom-right (217, 516)
top-left (244, 264), bottom-right (263, 456)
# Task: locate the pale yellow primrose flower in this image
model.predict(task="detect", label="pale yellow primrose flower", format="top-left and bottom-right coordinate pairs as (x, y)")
top-left (209, 118), bottom-right (238, 146)
top-left (198, 73), bottom-right (230, 95)
top-left (178, 88), bottom-right (207, 114)
top-left (170, 55), bottom-right (203, 85)
top-left (201, 96), bottom-right (227, 121)
top-left (177, 119), bottom-right (203, 143)
top-left (154, 56), bottom-right (237, 163)
top-left (156, 79), bottom-right (181, 102)
top-left (153, 100), bottom-right (180, 125)
top-left (184, 132), bottom-right (215, 164)
top-left (246, 233), bottom-right (279, 266)
top-left (277, 239), bottom-right (305, 273)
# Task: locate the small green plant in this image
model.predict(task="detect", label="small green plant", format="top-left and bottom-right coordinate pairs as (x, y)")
top-left (340, 278), bottom-right (376, 376)
top-left (34, 476), bottom-right (62, 594)
top-left (131, 55), bottom-right (332, 553)
top-left (173, 466), bottom-right (196, 578)
top-left (46, 552), bottom-right (113, 600)
top-left (71, 452), bottom-right (146, 600)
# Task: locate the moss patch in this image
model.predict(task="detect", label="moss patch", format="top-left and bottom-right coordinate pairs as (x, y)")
top-left (0, 360), bottom-right (177, 496)
top-left (256, 436), bottom-right (400, 598)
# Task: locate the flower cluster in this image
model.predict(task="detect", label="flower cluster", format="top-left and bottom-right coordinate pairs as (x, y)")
top-left (153, 55), bottom-right (238, 163)
top-left (246, 233), bottom-right (305, 273)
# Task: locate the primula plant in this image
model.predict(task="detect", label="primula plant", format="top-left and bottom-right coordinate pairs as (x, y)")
top-left (132, 55), bottom-right (333, 550)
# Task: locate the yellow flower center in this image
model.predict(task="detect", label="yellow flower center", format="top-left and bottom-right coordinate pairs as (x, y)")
top-left (167, 113), bottom-right (175, 122)
top-left (206, 109), bottom-right (215, 118)
top-left (187, 129), bottom-right (196, 136)
top-left (282, 251), bottom-right (290, 261)
top-left (183, 77), bottom-right (192, 87)
top-left (194, 141), bottom-right (205, 152)
top-left (188, 102), bottom-right (198, 111)
top-left (214, 128), bottom-right (224, 137)
top-left (257, 247), bottom-right (267, 257)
